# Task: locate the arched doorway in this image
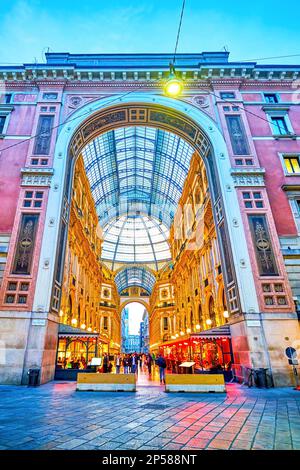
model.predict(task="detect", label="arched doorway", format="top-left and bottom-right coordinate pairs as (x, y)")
top-left (120, 301), bottom-right (149, 354)
top-left (33, 93), bottom-right (259, 322)
top-left (30, 94), bottom-right (264, 385)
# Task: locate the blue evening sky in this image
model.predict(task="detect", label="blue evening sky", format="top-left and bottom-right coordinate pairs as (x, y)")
top-left (0, 0), bottom-right (299, 65)
top-left (127, 303), bottom-right (145, 335)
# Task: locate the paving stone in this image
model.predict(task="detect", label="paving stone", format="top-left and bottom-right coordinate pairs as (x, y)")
top-left (0, 382), bottom-right (300, 451)
top-left (55, 438), bottom-right (87, 450)
top-left (208, 439), bottom-right (232, 450)
top-left (230, 439), bottom-right (252, 450)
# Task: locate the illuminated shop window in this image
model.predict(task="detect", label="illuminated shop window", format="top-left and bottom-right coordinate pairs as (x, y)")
top-left (283, 155), bottom-right (300, 174)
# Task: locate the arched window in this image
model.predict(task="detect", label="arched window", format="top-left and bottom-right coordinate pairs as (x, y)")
top-left (222, 288), bottom-right (229, 323)
top-left (66, 295), bottom-right (72, 323)
top-left (190, 310), bottom-right (193, 327)
top-left (208, 297), bottom-right (216, 327)
top-left (198, 304), bottom-right (203, 326)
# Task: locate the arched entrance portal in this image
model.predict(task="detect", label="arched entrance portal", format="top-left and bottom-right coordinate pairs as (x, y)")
top-left (120, 301), bottom-right (149, 354)
top-left (34, 94), bottom-right (259, 319)
top-left (31, 93), bottom-right (268, 384)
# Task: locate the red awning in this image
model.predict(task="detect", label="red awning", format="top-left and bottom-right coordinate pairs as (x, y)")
top-left (160, 325), bottom-right (231, 347)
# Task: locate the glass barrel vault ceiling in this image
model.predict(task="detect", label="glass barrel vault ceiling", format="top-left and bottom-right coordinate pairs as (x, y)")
top-left (115, 267), bottom-right (156, 295)
top-left (81, 126), bottom-right (195, 275)
top-left (102, 214), bottom-right (170, 270)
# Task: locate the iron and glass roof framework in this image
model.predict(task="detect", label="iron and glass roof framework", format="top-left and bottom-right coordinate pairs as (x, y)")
top-left (102, 214), bottom-right (170, 270)
top-left (82, 127), bottom-right (194, 227)
top-left (115, 267), bottom-right (156, 295)
top-left (81, 126), bottom-right (195, 290)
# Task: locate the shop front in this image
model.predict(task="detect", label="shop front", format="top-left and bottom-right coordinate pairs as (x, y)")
top-left (158, 325), bottom-right (233, 381)
top-left (55, 324), bottom-right (109, 380)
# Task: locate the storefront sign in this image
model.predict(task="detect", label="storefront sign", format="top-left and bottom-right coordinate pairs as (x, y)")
top-left (247, 320), bottom-right (260, 327)
top-left (32, 319), bottom-right (46, 326)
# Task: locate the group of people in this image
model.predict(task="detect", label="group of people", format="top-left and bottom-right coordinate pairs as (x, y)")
top-left (101, 352), bottom-right (167, 384)
top-left (57, 355), bottom-right (90, 370)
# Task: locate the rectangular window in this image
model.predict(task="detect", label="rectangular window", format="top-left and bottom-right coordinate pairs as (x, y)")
top-left (163, 317), bottom-right (168, 330)
top-left (4, 94), bottom-right (12, 104)
top-left (103, 317), bottom-right (108, 330)
top-left (248, 215), bottom-right (278, 276)
top-left (42, 92), bottom-right (58, 100)
top-left (226, 115), bottom-right (250, 155)
top-left (33, 115), bottom-right (54, 155)
top-left (12, 214), bottom-right (39, 275)
top-left (283, 155), bottom-right (300, 174)
top-left (23, 191), bottom-right (44, 208)
top-left (264, 93), bottom-right (279, 104)
top-left (271, 116), bottom-right (289, 135)
top-left (220, 92), bottom-right (235, 100)
top-left (0, 116), bottom-right (6, 134)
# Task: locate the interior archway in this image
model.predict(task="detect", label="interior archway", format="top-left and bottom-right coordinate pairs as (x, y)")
top-left (121, 301), bottom-right (149, 354)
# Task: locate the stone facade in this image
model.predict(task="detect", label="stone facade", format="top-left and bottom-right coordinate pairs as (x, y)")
top-left (0, 52), bottom-right (300, 385)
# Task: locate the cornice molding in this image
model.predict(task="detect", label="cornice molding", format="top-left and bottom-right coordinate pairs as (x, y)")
top-left (231, 167), bottom-right (265, 187)
top-left (20, 167), bottom-right (54, 186)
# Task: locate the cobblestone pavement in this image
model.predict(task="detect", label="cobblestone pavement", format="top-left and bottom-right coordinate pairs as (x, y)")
top-left (0, 381), bottom-right (300, 450)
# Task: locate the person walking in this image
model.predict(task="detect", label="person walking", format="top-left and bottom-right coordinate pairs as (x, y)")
top-left (103, 353), bottom-right (109, 373)
top-left (156, 353), bottom-right (167, 385)
top-left (123, 354), bottom-right (129, 374)
top-left (131, 353), bottom-right (137, 374)
top-left (146, 353), bottom-right (153, 376)
top-left (115, 353), bottom-right (121, 374)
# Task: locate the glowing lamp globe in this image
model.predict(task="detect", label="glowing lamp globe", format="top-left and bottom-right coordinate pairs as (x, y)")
top-left (186, 328), bottom-right (191, 334)
top-left (223, 310), bottom-right (229, 318)
top-left (180, 331), bottom-right (184, 336)
top-left (71, 318), bottom-right (77, 325)
top-left (164, 63), bottom-right (184, 97)
top-left (195, 324), bottom-right (201, 330)
top-left (164, 77), bottom-right (183, 97)
top-left (80, 323), bottom-right (86, 330)
top-left (206, 319), bottom-right (212, 326)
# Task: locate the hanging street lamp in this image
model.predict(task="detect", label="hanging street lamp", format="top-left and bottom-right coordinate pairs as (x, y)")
top-left (164, 63), bottom-right (184, 98)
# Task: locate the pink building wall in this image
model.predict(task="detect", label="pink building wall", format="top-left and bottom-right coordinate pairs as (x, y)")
top-left (0, 74), bottom-right (299, 317)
